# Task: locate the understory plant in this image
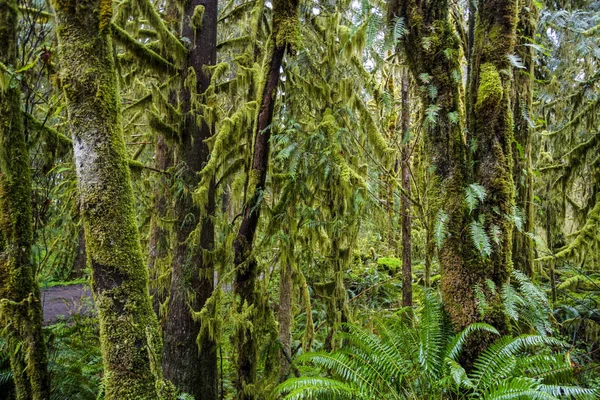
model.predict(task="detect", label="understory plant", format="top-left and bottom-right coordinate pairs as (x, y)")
top-left (275, 292), bottom-right (596, 399)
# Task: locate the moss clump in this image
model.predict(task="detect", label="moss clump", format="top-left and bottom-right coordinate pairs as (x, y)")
top-left (475, 63), bottom-right (503, 116)
top-left (191, 4), bottom-right (204, 30)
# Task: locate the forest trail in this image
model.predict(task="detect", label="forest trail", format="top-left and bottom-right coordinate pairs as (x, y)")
top-left (41, 284), bottom-right (93, 325)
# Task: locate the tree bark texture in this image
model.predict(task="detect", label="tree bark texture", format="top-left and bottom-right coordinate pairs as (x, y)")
top-left (233, 0), bottom-right (299, 397)
top-left (278, 260), bottom-right (293, 382)
top-left (391, 0), bottom-right (518, 340)
top-left (162, 1), bottom-right (218, 399)
top-left (389, 0), bottom-right (469, 329)
top-left (0, 1), bottom-right (50, 399)
top-left (400, 73), bottom-right (412, 308)
top-left (146, 135), bottom-right (173, 317)
top-left (511, 1), bottom-right (537, 277)
top-left (468, 0), bottom-right (519, 334)
top-left (50, 1), bottom-right (169, 398)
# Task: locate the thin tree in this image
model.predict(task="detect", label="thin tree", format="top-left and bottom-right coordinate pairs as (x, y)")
top-left (0, 1), bottom-right (50, 398)
top-left (233, 0), bottom-right (299, 397)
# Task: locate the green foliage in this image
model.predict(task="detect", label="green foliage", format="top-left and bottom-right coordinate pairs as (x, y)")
top-left (434, 211), bottom-right (449, 249)
top-left (465, 183), bottom-right (487, 213)
top-left (275, 292), bottom-right (595, 399)
top-left (470, 219), bottom-right (492, 258)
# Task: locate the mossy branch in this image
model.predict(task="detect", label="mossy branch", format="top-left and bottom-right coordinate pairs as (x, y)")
top-left (148, 110), bottom-right (180, 142)
top-left (17, 5), bottom-right (53, 21)
top-left (111, 22), bottom-right (175, 74)
top-left (23, 112), bottom-right (72, 145)
top-left (134, 0), bottom-right (187, 62)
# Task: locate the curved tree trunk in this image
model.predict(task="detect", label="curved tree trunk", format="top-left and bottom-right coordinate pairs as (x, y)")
top-left (233, 1), bottom-right (299, 397)
top-left (0, 1), bottom-right (50, 399)
top-left (50, 1), bottom-right (169, 398)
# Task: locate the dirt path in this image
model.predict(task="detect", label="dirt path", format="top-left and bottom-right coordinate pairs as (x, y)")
top-left (41, 284), bottom-right (94, 325)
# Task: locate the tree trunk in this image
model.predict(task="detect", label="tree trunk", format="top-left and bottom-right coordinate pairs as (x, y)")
top-left (146, 135), bottom-right (173, 316)
top-left (390, 0), bottom-right (468, 329)
top-left (233, 1), bottom-right (299, 397)
top-left (50, 1), bottom-right (169, 398)
top-left (391, 0), bottom-right (518, 342)
top-left (278, 260), bottom-right (293, 382)
top-left (512, 1), bottom-right (537, 277)
top-left (468, 0), bottom-right (518, 334)
top-left (72, 225), bottom-right (87, 279)
top-left (0, 2), bottom-right (50, 399)
top-left (400, 73), bottom-right (412, 308)
top-left (162, 1), bottom-right (218, 399)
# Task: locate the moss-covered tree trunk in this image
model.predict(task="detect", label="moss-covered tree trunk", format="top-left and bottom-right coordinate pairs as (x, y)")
top-left (511, 1), bottom-right (538, 277)
top-left (161, 1), bottom-right (219, 398)
top-left (389, 0), bottom-right (469, 328)
top-left (233, 0), bottom-right (299, 397)
top-left (0, 1), bottom-right (50, 399)
top-left (400, 72), bottom-right (412, 308)
top-left (391, 0), bottom-right (518, 341)
top-left (147, 135), bottom-right (173, 315)
top-left (467, 0), bottom-right (518, 333)
top-left (50, 1), bottom-right (169, 398)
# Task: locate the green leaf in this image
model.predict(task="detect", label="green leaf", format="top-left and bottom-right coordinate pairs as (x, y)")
top-left (434, 211), bottom-right (449, 249)
top-left (465, 183), bottom-right (486, 212)
top-left (470, 220), bottom-right (491, 257)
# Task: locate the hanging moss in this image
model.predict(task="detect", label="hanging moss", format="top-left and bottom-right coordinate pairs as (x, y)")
top-left (191, 4), bottom-right (204, 30)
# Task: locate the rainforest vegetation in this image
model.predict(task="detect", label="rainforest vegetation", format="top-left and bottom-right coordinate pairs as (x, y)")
top-left (1, 0), bottom-right (600, 399)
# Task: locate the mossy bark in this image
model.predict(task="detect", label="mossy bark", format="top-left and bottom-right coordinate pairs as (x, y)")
top-left (467, 0), bottom-right (518, 336)
top-left (278, 259), bottom-right (293, 382)
top-left (50, 1), bottom-right (170, 398)
top-left (391, 0), bottom-right (518, 342)
top-left (161, 2), bottom-right (219, 398)
top-left (390, 0), bottom-right (469, 328)
top-left (146, 135), bottom-right (173, 316)
top-left (511, 1), bottom-right (538, 277)
top-left (0, 1), bottom-right (50, 399)
top-left (400, 72), bottom-right (412, 308)
top-left (233, 0), bottom-right (299, 398)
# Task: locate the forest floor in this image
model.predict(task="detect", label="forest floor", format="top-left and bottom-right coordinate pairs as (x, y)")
top-left (41, 284), bottom-right (93, 325)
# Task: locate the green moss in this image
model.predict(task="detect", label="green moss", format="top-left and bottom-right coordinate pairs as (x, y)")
top-left (191, 5), bottom-right (204, 30)
top-left (50, 0), bottom-right (171, 398)
top-left (475, 63), bottom-right (503, 115)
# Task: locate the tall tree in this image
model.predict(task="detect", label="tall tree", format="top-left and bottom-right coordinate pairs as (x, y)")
top-left (467, 0), bottom-right (519, 333)
top-left (233, 0), bottom-right (299, 397)
top-left (400, 72), bottom-right (412, 308)
top-left (161, 0), bottom-right (219, 398)
top-left (511, 1), bottom-right (538, 277)
top-left (49, 1), bottom-right (171, 398)
top-left (390, 0), bottom-right (519, 341)
top-left (0, 1), bottom-right (50, 399)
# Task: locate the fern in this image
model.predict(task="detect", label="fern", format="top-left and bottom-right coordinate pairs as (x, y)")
top-left (470, 220), bottom-right (492, 257)
top-left (434, 211), bottom-right (449, 249)
top-left (276, 294), bottom-right (594, 399)
top-left (465, 183), bottom-right (487, 213)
